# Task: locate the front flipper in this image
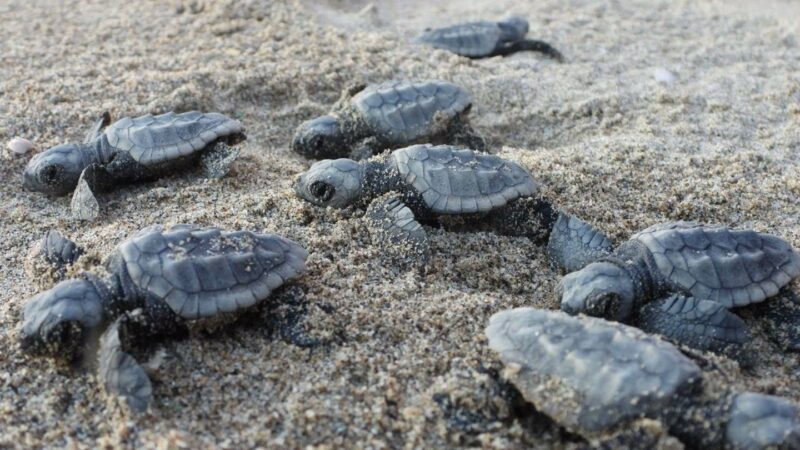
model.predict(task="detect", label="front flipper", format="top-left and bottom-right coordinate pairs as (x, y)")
top-left (83, 111), bottom-right (112, 143)
top-left (27, 230), bottom-right (84, 282)
top-left (201, 140), bottom-right (240, 179)
top-left (71, 164), bottom-right (113, 221)
top-left (98, 311), bottom-right (153, 413)
top-left (750, 291), bottom-right (800, 351)
top-left (495, 40), bottom-right (564, 62)
top-left (637, 295), bottom-right (750, 361)
top-left (98, 302), bottom-right (186, 412)
top-left (547, 213), bottom-right (613, 273)
top-left (349, 137), bottom-right (379, 161)
top-left (726, 392), bottom-right (800, 450)
top-left (333, 82), bottom-right (368, 110)
top-left (366, 195), bottom-right (429, 267)
top-left (447, 109), bottom-right (487, 152)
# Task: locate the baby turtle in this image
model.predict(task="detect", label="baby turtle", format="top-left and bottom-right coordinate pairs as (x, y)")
top-left (19, 224), bottom-right (307, 411)
top-left (22, 111), bottom-right (245, 220)
top-left (291, 80), bottom-right (485, 160)
top-left (486, 307), bottom-right (800, 448)
top-left (559, 222), bottom-right (800, 358)
top-left (415, 16), bottom-right (563, 61)
top-left (294, 144), bottom-right (612, 270)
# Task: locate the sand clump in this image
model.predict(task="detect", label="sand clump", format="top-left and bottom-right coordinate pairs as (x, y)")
top-left (1, 0), bottom-right (799, 448)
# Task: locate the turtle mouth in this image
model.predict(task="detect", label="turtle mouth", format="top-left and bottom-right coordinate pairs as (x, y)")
top-left (309, 181), bottom-right (335, 203)
top-left (586, 293), bottom-right (619, 319)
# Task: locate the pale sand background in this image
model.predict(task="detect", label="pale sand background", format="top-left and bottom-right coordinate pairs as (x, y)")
top-left (1, 0), bottom-right (799, 448)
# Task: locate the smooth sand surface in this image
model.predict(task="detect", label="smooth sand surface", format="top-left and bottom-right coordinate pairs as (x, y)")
top-left (1, 0), bottom-right (799, 448)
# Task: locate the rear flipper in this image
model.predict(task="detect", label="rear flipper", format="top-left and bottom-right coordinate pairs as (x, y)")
top-left (495, 39), bottom-right (564, 62)
top-left (725, 392), bottom-right (800, 450)
top-left (637, 295), bottom-right (750, 363)
top-left (201, 140), bottom-right (241, 179)
top-left (546, 213), bottom-right (613, 273)
top-left (366, 195), bottom-right (430, 268)
top-left (750, 291), bottom-right (800, 352)
top-left (98, 303), bottom-right (187, 412)
top-left (27, 230), bottom-right (84, 281)
top-left (71, 163), bottom-right (114, 221)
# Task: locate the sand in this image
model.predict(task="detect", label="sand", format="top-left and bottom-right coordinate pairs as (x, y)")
top-left (1, 0), bottom-right (799, 448)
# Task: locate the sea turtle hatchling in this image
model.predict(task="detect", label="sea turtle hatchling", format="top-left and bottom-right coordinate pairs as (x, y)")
top-left (414, 16), bottom-right (563, 61)
top-left (486, 307), bottom-right (800, 449)
top-left (294, 143), bottom-right (612, 271)
top-left (559, 222), bottom-right (800, 359)
top-left (291, 80), bottom-right (486, 160)
top-left (22, 111), bottom-right (245, 220)
top-left (19, 224), bottom-right (307, 411)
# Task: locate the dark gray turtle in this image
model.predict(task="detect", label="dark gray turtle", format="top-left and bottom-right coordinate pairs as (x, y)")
top-left (294, 144), bottom-right (612, 270)
top-left (291, 80), bottom-right (485, 160)
top-left (19, 224), bottom-right (307, 411)
top-left (559, 222), bottom-right (800, 359)
top-left (486, 307), bottom-right (800, 449)
top-left (415, 16), bottom-right (563, 61)
top-left (22, 111), bottom-right (245, 220)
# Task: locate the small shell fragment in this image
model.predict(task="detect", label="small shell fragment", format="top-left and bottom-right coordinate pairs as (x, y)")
top-left (8, 137), bottom-right (34, 155)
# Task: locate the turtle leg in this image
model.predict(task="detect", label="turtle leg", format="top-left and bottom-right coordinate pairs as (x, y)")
top-left (494, 40), bottom-right (564, 62)
top-left (748, 290), bottom-right (800, 351)
top-left (71, 163), bottom-right (114, 221)
top-left (83, 111), bottom-right (111, 144)
top-left (724, 392), bottom-right (800, 449)
top-left (27, 230), bottom-right (84, 282)
top-left (98, 301), bottom-right (187, 412)
top-left (447, 110), bottom-right (487, 152)
top-left (636, 294), bottom-right (751, 363)
top-left (200, 140), bottom-right (240, 179)
top-left (349, 136), bottom-right (379, 160)
top-left (332, 82), bottom-right (368, 110)
top-left (546, 213), bottom-right (613, 273)
top-left (366, 194), bottom-right (430, 268)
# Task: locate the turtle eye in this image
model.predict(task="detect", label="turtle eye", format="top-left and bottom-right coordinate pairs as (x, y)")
top-left (41, 165), bottom-right (61, 184)
top-left (309, 181), bottom-right (335, 202)
top-left (312, 136), bottom-right (324, 150)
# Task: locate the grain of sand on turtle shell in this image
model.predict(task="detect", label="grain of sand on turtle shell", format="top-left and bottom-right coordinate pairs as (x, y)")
top-left (1, 0), bottom-right (799, 448)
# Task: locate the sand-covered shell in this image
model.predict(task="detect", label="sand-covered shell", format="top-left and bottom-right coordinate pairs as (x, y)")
top-left (107, 225), bottom-right (307, 320)
top-left (391, 144), bottom-right (538, 214)
top-left (629, 222), bottom-right (800, 308)
top-left (105, 111), bottom-right (243, 166)
top-left (486, 307), bottom-right (701, 436)
top-left (352, 81), bottom-right (471, 146)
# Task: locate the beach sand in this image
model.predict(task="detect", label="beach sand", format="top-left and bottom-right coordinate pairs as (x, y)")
top-left (1, 0), bottom-right (799, 448)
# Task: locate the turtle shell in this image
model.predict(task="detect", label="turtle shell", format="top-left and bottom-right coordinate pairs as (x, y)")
top-left (415, 21), bottom-right (503, 57)
top-left (351, 81), bottom-right (471, 145)
top-left (105, 111), bottom-right (243, 166)
top-left (391, 144), bottom-right (538, 214)
top-left (631, 222), bottom-right (800, 308)
top-left (486, 308), bottom-right (701, 435)
top-left (111, 225), bottom-right (307, 320)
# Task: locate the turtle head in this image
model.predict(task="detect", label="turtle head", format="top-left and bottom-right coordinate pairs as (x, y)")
top-left (558, 261), bottom-right (637, 321)
top-left (499, 16), bottom-right (529, 41)
top-left (22, 144), bottom-right (87, 196)
top-left (294, 159), bottom-right (362, 209)
top-left (291, 115), bottom-right (346, 159)
top-left (19, 277), bottom-right (105, 360)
